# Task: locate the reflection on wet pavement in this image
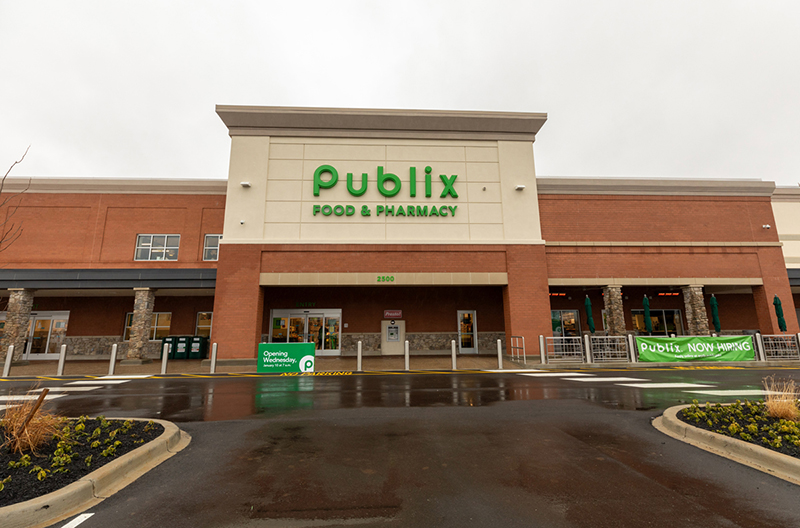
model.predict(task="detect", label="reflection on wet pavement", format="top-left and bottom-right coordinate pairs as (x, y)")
top-left (13, 367), bottom-right (797, 423)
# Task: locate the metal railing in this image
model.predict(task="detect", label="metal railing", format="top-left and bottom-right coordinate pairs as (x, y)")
top-left (761, 334), bottom-right (800, 360)
top-left (509, 335), bottom-right (526, 364)
top-left (545, 337), bottom-right (585, 362)
top-left (589, 336), bottom-right (629, 362)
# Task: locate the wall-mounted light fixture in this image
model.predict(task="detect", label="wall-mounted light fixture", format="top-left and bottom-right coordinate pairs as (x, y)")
top-left (515, 185), bottom-right (526, 191)
top-left (762, 224), bottom-right (771, 229)
top-left (240, 182), bottom-right (251, 188)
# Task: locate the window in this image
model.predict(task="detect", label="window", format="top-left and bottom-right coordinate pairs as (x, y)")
top-left (124, 312), bottom-right (172, 340)
top-left (203, 234), bottom-right (222, 261)
top-left (551, 310), bottom-right (580, 337)
top-left (196, 312), bottom-right (213, 337)
top-left (135, 234), bottom-right (180, 261)
top-left (631, 309), bottom-right (683, 336)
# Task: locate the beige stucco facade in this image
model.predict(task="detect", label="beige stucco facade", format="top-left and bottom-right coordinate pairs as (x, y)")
top-left (772, 188), bottom-right (800, 269)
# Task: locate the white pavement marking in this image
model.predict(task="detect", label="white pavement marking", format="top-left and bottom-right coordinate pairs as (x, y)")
top-left (563, 377), bottom-right (650, 382)
top-left (30, 386), bottom-right (103, 392)
top-left (0, 394), bottom-right (66, 401)
top-left (486, 369), bottom-right (544, 373)
top-left (520, 372), bottom-right (595, 377)
top-left (684, 389), bottom-right (785, 396)
top-left (617, 383), bottom-right (715, 388)
top-left (99, 375), bottom-right (152, 379)
top-left (61, 513), bottom-right (94, 528)
top-left (67, 380), bottom-right (130, 385)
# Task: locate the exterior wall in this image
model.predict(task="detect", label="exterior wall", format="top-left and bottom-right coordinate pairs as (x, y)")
top-left (772, 189), bottom-right (800, 269)
top-left (222, 137), bottom-right (543, 245)
top-left (0, 191), bottom-right (225, 268)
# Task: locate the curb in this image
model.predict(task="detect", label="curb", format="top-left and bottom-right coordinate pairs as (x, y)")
top-left (654, 404), bottom-right (800, 486)
top-left (1, 417), bottom-right (191, 528)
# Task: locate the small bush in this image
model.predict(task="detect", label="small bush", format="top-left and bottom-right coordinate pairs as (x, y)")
top-left (763, 376), bottom-right (800, 421)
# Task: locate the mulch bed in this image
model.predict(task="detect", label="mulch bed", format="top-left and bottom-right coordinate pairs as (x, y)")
top-left (0, 418), bottom-right (164, 508)
top-left (677, 400), bottom-right (800, 460)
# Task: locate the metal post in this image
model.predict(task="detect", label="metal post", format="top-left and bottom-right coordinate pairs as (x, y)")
top-left (357, 341), bottom-right (362, 372)
top-left (583, 334), bottom-right (593, 364)
top-left (108, 344), bottom-right (118, 376)
top-left (57, 344), bottom-right (67, 376)
top-left (627, 334), bottom-right (637, 363)
top-left (755, 333), bottom-right (766, 362)
top-left (451, 340), bottom-right (457, 370)
top-left (520, 336), bottom-right (526, 364)
top-left (161, 343), bottom-right (170, 375)
top-left (539, 335), bottom-right (546, 365)
top-left (497, 339), bottom-right (503, 369)
top-left (404, 340), bottom-right (410, 371)
top-left (3, 345), bottom-right (14, 378)
top-left (210, 343), bottom-right (218, 374)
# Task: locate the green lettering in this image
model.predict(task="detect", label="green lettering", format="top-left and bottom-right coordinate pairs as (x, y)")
top-left (425, 166), bottom-right (432, 197)
top-left (386, 205), bottom-right (395, 216)
top-left (439, 174), bottom-right (458, 198)
top-left (345, 205), bottom-right (355, 216)
top-left (409, 167), bottom-right (417, 197)
top-left (416, 206), bottom-right (428, 216)
top-left (378, 166), bottom-right (401, 197)
top-left (314, 165), bottom-right (338, 196)
top-left (448, 205), bottom-right (457, 216)
top-left (376, 205), bottom-right (384, 216)
top-left (429, 206), bottom-right (439, 217)
top-left (439, 205), bottom-right (447, 216)
top-left (347, 172), bottom-right (368, 196)
top-left (407, 206), bottom-right (415, 217)
top-left (397, 206), bottom-right (406, 216)
top-left (312, 205), bottom-right (321, 216)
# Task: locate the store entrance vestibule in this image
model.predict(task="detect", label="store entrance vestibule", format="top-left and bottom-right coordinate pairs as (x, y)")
top-left (270, 309), bottom-right (341, 356)
top-left (457, 310), bottom-right (478, 354)
top-left (0, 311), bottom-right (70, 360)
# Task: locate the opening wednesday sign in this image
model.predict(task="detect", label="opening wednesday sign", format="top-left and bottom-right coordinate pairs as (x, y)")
top-left (258, 343), bottom-right (316, 373)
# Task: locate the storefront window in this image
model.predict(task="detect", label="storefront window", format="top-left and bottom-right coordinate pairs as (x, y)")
top-left (552, 310), bottom-right (580, 337)
top-left (195, 312), bottom-right (213, 337)
top-left (631, 309), bottom-right (683, 335)
top-left (124, 312), bottom-right (172, 340)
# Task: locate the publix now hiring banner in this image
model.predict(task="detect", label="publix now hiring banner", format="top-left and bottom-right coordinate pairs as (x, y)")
top-left (636, 335), bottom-right (755, 362)
top-left (258, 343), bottom-right (316, 373)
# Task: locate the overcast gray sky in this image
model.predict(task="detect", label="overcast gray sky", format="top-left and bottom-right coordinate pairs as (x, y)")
top-left (1, 1), bottom-right (799, 185)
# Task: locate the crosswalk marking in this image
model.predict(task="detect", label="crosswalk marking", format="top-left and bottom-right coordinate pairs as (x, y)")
top-left (486, 369), bottom-right (544, 373)
top-left (99, 375), bottom-right (152, 379)
top-left (30, 386), bottom-right (103, 392)
top-left (520, 372), bottom-right (595, 377)
top-left (617, 382), bottom-right (715, 388)
top-left (684, 389), bottom-right (781, 396)
top-left (563, 377), bottom-right (649, 382)
top-left (67, 380), bottom-right (130, 385)
top-left (0, 394), bottom-right (66, 402)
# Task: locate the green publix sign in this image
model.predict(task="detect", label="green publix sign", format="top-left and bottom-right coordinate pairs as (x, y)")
top-left (312, 164), bottom-right (459, 219)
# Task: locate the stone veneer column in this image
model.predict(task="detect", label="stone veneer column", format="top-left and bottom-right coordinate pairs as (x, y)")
top-left (602, 285), bottom-right (626, 336)
top-left (126, 288), bottom-right (156, 360)
top-left (1, 289), bottom-right (35, 361)
top-left (681, 285), bottom-right (709, 336)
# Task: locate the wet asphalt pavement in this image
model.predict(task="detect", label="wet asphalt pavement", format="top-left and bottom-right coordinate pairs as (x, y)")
top-left (3, 366), bottom-right (800, 527)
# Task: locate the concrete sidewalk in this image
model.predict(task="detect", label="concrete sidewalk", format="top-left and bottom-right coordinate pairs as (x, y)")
top-left (1, 355), bottom-right (511, 378)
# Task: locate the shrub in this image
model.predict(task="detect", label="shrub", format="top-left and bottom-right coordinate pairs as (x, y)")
top-left (763, 376), bottom-right (800, 422)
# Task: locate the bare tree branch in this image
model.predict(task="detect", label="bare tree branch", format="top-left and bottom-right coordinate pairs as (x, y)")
top-left (0, 146), bottom-right (32, 254)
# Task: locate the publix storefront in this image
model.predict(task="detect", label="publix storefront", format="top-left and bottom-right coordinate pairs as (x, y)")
top-left (210, 106), bottom-right (552, 360)
top-left (209, 105), bottom-right (798, 361)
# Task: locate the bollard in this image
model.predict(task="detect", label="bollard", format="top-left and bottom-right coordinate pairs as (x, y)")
top-left (404, 340), bottom-right (410, 371)
top-left (539, 335), bottom-right (546, 365)
top-left (108, 344), bottom-right (118, 376)
top-left (451, 340), bottom-right (457, 370)
top-left (210, 343), bottom-right (218, 374)
top-left (755, 333), bottom-right (766, 362)
top-left (2, 345), bottom-right (14, 378)
top-left (57, 344), bottom-right (67, 376)
top-left (161, 343), bottom-right (170, 375)
top-left (627, 334), bottom-right (637, 363)
top-left (357, 341), bottom-right (362, 372)
top-left (497, 339), bottom-right (503, 370)
top-left (584, 334), bottom-right (593, 364)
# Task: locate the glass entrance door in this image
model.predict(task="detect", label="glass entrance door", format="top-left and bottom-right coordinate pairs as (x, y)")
top-left (457, 310), bottom-right (478, 355)
top-left (270, 309), bottom-right (341, 356)
top-left (0, 311), bottom-right (70, 360)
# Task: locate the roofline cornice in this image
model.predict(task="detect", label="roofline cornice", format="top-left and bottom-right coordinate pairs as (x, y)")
top-left (0, 177), bottom-right (228, 195)
top-left (536, 177), bottom-right (776, 197)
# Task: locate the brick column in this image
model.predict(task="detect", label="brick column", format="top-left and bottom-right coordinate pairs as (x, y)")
top-left (127, 288), bottom-right (156, 360)
top-left (1, 289), bottom-right (35, 361)
top-left (681, 285), bottom-right (709, 335)
top-left (502, 245), bottom-right (552, 348)
top-left (602, 285), bottom-right (625, 336)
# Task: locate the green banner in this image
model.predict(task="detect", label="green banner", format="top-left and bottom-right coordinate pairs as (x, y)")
top-left (636, 335), bottom-right (755, 362)
top-left (257, 343), bottom-right (316, 373)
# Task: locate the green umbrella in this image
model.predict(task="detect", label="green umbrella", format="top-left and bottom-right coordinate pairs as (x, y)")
top-left (773, 295), bottom-right (787, 332)
top-left (709, 295), bottom-right (721, 333)
top-left (643, 295), bottom-right (653, 334)
top-left (584, 295), bottom-right (595, 334)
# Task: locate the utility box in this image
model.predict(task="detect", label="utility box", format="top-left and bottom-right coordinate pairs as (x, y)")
top-left (381, 319), bottom-right (405, 355)
top-left (173, 336), bottom-right (190, 360)
top-left (188, 336), bottom-right (208, 359)
top-left (160, 336), bottom-right (177, 359)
